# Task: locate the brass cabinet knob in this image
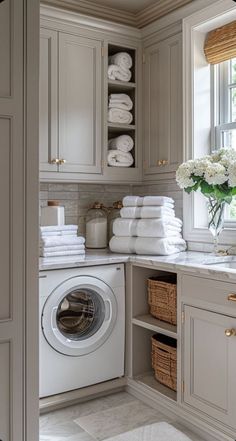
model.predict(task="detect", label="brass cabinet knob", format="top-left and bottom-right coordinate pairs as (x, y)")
top-left (50, 158), bottom-right (59, 164)
top-left (225, 328), bottom-right (236, 337)
top-left (59, 159), bottom-right (66, 165)
top-left (157, 160), bottom-right (163, 166)
top-left (157, 159), bottom-right (169, 166)
top-left (228, 294), bottom-right (236, 302)
top-left (162, 159), bottom-right (168, 166)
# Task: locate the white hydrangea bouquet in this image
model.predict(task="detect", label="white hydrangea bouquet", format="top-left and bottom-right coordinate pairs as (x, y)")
top-left (176, 148), bottom-right (236, 253)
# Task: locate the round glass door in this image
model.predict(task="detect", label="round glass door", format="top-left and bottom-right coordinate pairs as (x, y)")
top-left (42, 276), bottom-right (117, 356)
top-left (56, 288), bottom-right (105, 341)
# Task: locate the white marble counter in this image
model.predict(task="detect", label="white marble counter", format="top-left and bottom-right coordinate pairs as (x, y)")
top-left (39, 249), bottom-right (236, 281)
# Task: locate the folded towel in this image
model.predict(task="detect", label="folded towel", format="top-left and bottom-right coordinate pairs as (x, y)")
top-left (109, 52), bottom-right (132, 70)
top-left (40, 230), bottom-right (77, 237)
top-left (40, 236), bottom-right (85, 247)
top-left (113, 217), bottom-right (182, 238)
top-left (41, 250), bottom-right (86, 258)
top-left (108, 65), bottom-right (131, 82)
top-left (108, 135), bottom-right (134, 153)
top-left (107, 150), bottom-right (134, 167)
top-left (108, 108), bottom-right (133, 125)
top-left (122, 196), bottom-right (174, 207)
top-left (120, 206), bottom-right (175, 219)
top-left (109, 236), bottom-right (186, 255)
top-left (40, 244), bottom-right (85, 253)
top-left (109, 94), bottom-right (133, 111)
top-left (40, 225), bottom-right (78, 234)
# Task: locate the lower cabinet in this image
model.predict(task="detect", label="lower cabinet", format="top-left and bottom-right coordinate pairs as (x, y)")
top-left (183, 305), bottom-right (236, 430)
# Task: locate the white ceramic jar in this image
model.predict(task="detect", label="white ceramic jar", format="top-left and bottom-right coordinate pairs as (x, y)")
top-left (86, 202), bottom-right (108, 249)
top-left (41, 201), bottom-right (65, 226)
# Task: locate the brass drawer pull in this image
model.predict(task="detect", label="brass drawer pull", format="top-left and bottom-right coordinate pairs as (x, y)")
top-left (225, 328), bottom-right (236, 337)
top-left (227, 294), bottom-right (236, 302)
top-left (50, 158), bottom-right (59, 164)
top-left (59, 158), bottom-right (66, 165)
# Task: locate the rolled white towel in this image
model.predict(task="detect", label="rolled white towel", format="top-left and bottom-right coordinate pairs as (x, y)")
top-left (109, 94), bottom-right (133, 111)
top-left (108, 65), bottom-right (131, 82)
top-left (113, 217), bottom-right (182, 238)
top-left (120, 206), bottom-right (175, 219)
top-left (109, 236), bottom-right (136, 254)
top-left (108, 135), bottom-right (134, 153)
top-left (40, 244), bottom-right (85, 253)
top-left (42, 250), bottom-right (86, 258)
top-left (135, 237), bottom-right (186, 255)
top-left (108, 108), bottom-right (133, 125)
top-left (109, 52), bottom-right (133, 70)
top-left (109, 236), bottom-right (186, 255)
top-left (107, 150), bottom-right (134, 167)
top-left (40, 236), bottom-right (85, 248)
top-left (122, 195), bottom-right (174, 207)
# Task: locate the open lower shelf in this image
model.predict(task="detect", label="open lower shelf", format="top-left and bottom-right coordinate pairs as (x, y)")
top-left (132, 314), bottom-right (177, 339)
top-left (108, 122), bottom-right (136, 131)
top-left (108, 79), bottom-right (136, 91)
top-left (135, 372), bottom-right (177, 402)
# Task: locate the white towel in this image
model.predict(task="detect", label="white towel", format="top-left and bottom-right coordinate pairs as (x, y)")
top-left (113, 218), bottom-right (182, 238)
top-left (109, 52), bottom-right (133, 70)
top-left (109, 236), bottom-right (186, 255)
top-left (108, 108), bottom-right (133, 125)
top-left (122, 196), bottom-right (174, 207)
top-left (40, 230), bottom-right (77, 237)
top-left (108, 65), bottom-right (131, 82)
top-left (108, 135), bottom-right (134, 153)
top-left (40, 244), bottom-right (85, 253)
top-left (120, 206), bottom-right (175, 219)
top-left (107, 150), bottom-right (134, 167)
top-left (109, 94), bottom-right (133, 111)
top-left (40, 236), bottom-right (85, 247)
top-left (40, 225), bottom-right (78, 234)
top-left (42, 250), bottom-right (86, 258)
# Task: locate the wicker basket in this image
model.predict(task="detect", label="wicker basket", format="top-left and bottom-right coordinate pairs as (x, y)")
top-left (148, 275), bottom-right (177, 325)
top-left (151, 333), bottom-right (177, 391)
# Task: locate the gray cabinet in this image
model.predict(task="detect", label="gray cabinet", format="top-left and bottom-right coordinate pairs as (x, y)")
top-left (39, 29), bottom-right (102, 177)
top-left (183, 305), bottom-right (236, 430)
top-left (143, 33), bottom-right (182, 177)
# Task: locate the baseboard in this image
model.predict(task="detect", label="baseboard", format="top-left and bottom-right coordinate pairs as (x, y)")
top-left (40, 377), bottom-right (127, 414)
top-left (126, 378), bottom-right (235, 441)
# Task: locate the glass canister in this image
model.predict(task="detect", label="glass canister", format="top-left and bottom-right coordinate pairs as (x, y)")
top-left (108, 200), bottom-right (123, 242)
top-left (85, 202), bottom-right (108, 249)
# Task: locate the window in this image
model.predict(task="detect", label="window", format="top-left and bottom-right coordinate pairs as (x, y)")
top-left (213, 58), bottom-right (236, 222)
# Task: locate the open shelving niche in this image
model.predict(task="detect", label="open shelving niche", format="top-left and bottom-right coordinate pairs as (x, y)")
top-left (129, 264), bottom-right (178, 402)
top-left (104, 42), bottom-right (139, 180)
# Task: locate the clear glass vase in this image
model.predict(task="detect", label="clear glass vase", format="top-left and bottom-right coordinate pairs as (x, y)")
top-left (207, 197), bottom-right (225, 254)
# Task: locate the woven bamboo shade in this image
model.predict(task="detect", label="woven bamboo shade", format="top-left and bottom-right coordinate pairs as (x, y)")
top-left (204, 20), bottom-right (236, 65)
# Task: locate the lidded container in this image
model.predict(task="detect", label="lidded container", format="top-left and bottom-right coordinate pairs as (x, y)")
top-left (108, 200), bottom-right (123, 242)
top-left (41, 200), bottom-right (65, 226)
top-left (86, 202), bottom-right (108, 249)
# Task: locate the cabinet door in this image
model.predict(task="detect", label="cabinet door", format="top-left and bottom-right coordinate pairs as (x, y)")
top-left (59, 33), bottom-right (102, 174)
top-left (143, 34), bottom-right (182, 175)
top-left (183, 305), bottom-right (236, 429)
top-left (39, 28), bottom-right (58, 172)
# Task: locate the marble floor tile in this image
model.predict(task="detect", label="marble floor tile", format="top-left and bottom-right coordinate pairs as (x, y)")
top-left (74, 400), bottom-right (171, 440)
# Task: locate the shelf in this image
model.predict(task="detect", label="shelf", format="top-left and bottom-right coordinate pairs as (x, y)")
top-left (108, 80), bottom-right (136, 91)
top-left (135, 372), bottom-right (177, 402)
top-left (132, 314), bottom-right (177, 339)
top-left (108, 123), bottom-right (136, 132)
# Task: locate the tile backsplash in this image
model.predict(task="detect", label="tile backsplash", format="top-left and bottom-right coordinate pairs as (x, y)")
top-left (40, 181), bottom-right (183, 236)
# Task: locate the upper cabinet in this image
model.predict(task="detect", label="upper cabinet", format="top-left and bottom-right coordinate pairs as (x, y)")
top-left (143, 32), bottom-right (182, 178)
top-left (39, 29), bottom-right (103, 178)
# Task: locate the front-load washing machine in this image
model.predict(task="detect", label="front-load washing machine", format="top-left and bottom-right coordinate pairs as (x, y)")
top-left (39, 264), bottom-right (125, 397)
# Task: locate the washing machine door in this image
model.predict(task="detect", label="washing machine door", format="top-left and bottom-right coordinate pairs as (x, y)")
top-left (42, 275), bottom-right (117, 356)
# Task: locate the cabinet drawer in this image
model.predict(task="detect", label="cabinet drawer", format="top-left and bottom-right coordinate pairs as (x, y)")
top-left (181, 275), bottom-right (236, 312)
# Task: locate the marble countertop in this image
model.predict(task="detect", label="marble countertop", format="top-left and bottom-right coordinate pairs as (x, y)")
top-left (39, 249), bottom-right (236, 281)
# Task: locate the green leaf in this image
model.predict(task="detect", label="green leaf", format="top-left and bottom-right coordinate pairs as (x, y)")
top-left (200, 181), bottom-right (214, 196)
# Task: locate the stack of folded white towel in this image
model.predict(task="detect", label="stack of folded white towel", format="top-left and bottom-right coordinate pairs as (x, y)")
top-left (40, 225), bottom-right (85, 258)
top-left (108, 52), bottom-right (132, 82)
top-left (108, 134), bottom-right (134, 167)
top-left (109, 196), bottom-right (186, 255)
top-left (108, 93), bottom-right (133, 125)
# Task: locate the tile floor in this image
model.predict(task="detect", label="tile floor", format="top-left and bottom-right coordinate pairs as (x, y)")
top-left (39, 391), bottom-right (206, 441)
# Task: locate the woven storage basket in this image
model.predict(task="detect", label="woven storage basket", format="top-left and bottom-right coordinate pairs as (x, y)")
top-left (151, 333), bottom-right (177, 391)
top-left (148, 274), bottom-right (177, 325)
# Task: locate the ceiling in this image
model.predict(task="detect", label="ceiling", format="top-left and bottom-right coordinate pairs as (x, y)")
top-left (87, 0), bottom-right (158, 14)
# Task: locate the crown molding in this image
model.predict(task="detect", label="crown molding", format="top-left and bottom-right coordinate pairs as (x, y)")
top-left (41, 0), bottom-right (195, 28)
